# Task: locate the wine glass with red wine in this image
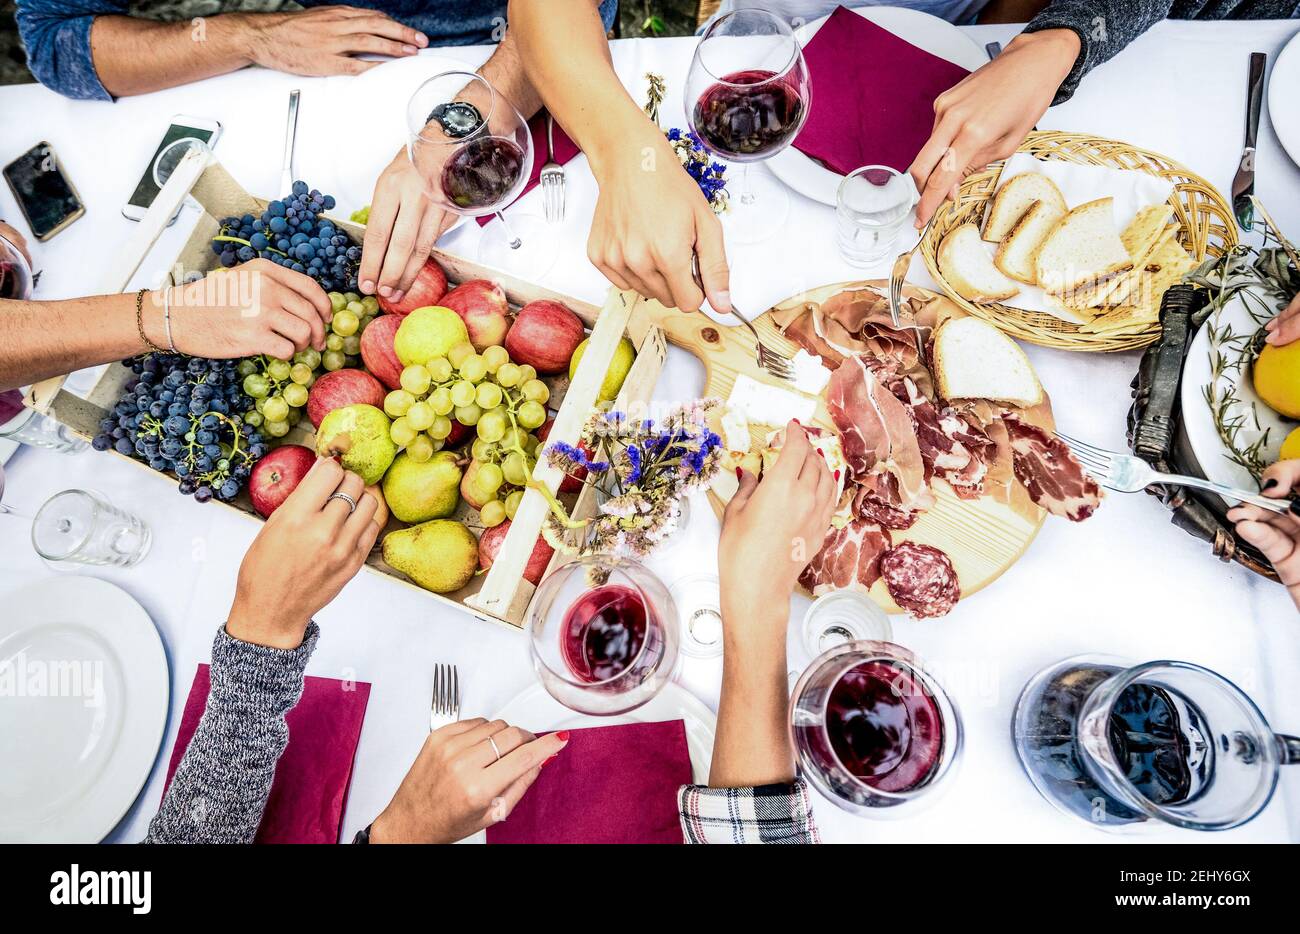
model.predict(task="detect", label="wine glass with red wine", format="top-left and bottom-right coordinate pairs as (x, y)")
top-left (790, 641), bottom-right (963, 816)
top-left (526, 556), bottom-right (680, 716)
top-left (685, 9), bottom-right (810, 244)
top-left (407, 71), bottom-right (556, 277)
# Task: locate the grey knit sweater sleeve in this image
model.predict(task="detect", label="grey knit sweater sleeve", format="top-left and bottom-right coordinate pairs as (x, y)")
top-left (144, 622), bottom-right (319, 844)
top-left (1022, 0), bottom-right (1173, 105)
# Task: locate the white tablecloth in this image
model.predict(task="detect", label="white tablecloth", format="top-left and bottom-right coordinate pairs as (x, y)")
top-left (2, 19), bottom-right (1298, 844)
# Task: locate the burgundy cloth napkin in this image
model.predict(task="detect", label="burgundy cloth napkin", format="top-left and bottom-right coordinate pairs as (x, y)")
top-left (794, 5), bottom-right (971, 175)
top-left (0, 390), bottom-right (25, 427)
top-left (476, 111), bottom-right (579, 226)
top-left (486, 720), bottom-right (693, 844)
top-left (163, 663), bottom-right (370, 844)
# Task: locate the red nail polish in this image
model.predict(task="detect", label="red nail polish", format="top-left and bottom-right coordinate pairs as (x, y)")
top-left (792, 418), bottom-right (800, 425)
top-left (834, 469), bottom-right (840, 481)
top-left (540, 754), bottom-right (558, 769)
top-left (817, 448), bottom-right (825, 458)
top-left (555, 730), bottom-right (570, 742)
top-left (735, 467), bottom-right (743, 479)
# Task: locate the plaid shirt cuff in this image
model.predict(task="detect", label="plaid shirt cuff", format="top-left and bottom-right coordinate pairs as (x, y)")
top-left (678, 779), bottom-right (819, 844)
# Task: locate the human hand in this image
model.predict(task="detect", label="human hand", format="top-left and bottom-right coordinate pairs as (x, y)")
top-left (0, 220), bottom-right (30, 265)
top-left (370, 720), bottom-right (570, 843)
top-left (227, 457), bottom-right (388, 649)
top-left (1228, 459), bottom-right (1300, 611)
top-left (238, 5), bottom-right (428, 77)
top-left (588, 124), bottom-right (730, 313)
top-left (163, 259), bottom-right (332, 360)
top-left (1264, 292), bottom-right (1300, 346)
top-left (909, 29), bottom-right (1080, 227)
top-left (719, 422), bottom-right (837, 626)
top-left (358, 148), bottom-right (458, 303)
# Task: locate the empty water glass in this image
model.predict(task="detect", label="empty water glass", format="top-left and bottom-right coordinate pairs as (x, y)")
top-left (802, 589), bottom-right (893, 659)
top-left (0, 406), bottom-right (88, 454)
top-left (835, 165), bottom-right (917, 267)
top-left (32, 489), bottom-right (152, 568)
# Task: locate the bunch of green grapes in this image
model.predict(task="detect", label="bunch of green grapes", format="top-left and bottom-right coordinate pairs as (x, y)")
top-left (383, 340), bottom-right (550, 527)
top-left (323, 292), bottom-right (380, 370)
top-left (238, 293), bottom-right (380, 438)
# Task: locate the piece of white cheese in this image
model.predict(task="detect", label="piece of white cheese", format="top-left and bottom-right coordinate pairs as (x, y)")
top-left (790, 348), bottom-right (832, 396)
top-left (727, 373), bottom-right (818, 428)
top-left (719, 405), bottom-right (752, 453)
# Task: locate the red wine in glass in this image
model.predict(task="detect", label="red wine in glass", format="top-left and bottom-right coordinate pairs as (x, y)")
top-left (824, 660), bottom-right (944, 793)
top-left (440, 136), bottom-right (525, 211)
top-left (692, 69), bottom-right (806, 162)
top-left (561, 584), bottom-right (656, 683)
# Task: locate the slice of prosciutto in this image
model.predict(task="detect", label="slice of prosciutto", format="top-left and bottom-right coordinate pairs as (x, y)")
top-left (799, 520), bottom-right (892, 596)
top-left (851, 473), bottom-right (918, 530)
top-left (827, 356), bottom-right (930, 510)
top-left (1004, 417), bottom-right (1102, 521)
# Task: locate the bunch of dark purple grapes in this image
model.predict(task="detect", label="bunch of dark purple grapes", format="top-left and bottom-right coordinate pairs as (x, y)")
top-left (92, 354), bottom-right (266, 503)
top-left (210, 181), bottom-right (360, 293)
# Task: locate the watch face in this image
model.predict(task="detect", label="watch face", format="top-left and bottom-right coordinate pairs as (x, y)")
top-left (427, 101), bottom-right (484, 139)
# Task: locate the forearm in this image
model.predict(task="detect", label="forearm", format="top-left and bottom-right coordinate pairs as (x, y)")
top-left (509, 0), bottom-right (661, 176)
top-left (89, 13), bottom-right (257, 97)
top-left (144, 621), bottom-right (318, 844)
top-left (0, 292), bottom-right (166, 392)
top-left (480, 27), bottom-right (542, 119)
top-left (709, 599), bottom-right (795, 788)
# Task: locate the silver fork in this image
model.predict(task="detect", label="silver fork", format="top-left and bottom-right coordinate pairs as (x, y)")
top-left (539, 114), bottom-right (565, 224)
top-left (888, 214), bottom-right (934, 348)
top-left (1056, 431), bottom-right (1294, 515)
top-left (690, 255), bottom-right (794, 381)
top-left (430, 663), bottom-right (460, 730)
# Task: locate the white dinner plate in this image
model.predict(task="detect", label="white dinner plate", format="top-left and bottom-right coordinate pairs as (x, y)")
top-left (492, 681), bottom-right (717, 784)
top-left (0, 577), bottom-right (169, 842)
top-left (1269, 30), bottom-right (1300, 170)
top-left (1180, 288), bottom-right (1294, 505)
top-left (767, 5), bottom-right (988, 206)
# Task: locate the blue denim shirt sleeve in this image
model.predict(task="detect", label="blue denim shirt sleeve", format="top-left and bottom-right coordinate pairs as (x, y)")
top-left (597, 0), bottom-right (618, 32)
top-left (15, 0), bottom-right (126, 101)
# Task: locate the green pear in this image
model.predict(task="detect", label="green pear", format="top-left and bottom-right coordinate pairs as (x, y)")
top-left (394, 306), bottom-right (469, 366)
top-left (382, 450), bottom-right (462, 524)
top-left (315, 403), bottom-right (396, 485)
top-left (570, 336), bottom-right (636, 403)
top-left (382, 519), bottom-right (478, 594)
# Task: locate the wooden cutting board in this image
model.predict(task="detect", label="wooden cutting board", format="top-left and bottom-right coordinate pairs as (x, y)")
top-left (637, 280), bottom-right (1051, 614)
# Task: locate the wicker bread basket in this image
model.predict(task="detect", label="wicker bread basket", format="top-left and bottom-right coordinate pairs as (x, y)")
top-left (919, 131), bottom-right (1238, 352)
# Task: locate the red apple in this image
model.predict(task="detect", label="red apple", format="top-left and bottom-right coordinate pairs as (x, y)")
top-left (478, 520), bottom-right (555, 586)
top-left (307, 369), bottom-right (385, 429)
top-left (538, 417), bottom-right (585, 494)
top-left (378, 258), bottom-right (448, 316)
top-left (249, 444), bottom-right (316, 518)
top-left (441, 279), bottom-right (510, 351)
top-left (505, 300), bottom-right (585, 374)
top-left (359, 313), bottom-right (403, 390)
top-left (444, 418), bottom-right (471, 448)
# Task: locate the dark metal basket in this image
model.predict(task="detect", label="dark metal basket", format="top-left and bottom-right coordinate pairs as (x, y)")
top-left (1126, 284), bottom-right (1277, 580)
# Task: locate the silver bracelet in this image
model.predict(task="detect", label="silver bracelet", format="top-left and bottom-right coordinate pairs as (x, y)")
top-left (162, 286), bottom-right (177, 353)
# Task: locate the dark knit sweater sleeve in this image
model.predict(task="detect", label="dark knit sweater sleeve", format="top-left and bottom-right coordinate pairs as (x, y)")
top-left (144, 622), bottom-right (319, 844)
top-left (1023, 0), bottom-right (1173, 105)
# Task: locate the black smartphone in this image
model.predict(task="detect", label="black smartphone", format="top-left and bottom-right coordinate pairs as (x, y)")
top-left (3, 142), bottom-right (85, 241)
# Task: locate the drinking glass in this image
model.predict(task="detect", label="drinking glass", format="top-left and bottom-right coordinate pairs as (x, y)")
top-left (1013, 654), bottom-right (1299, 832)
top-left (836, 166), bottom-right (917, 267)
top-left (0, 405), bottom-right (88, 454)
top-left (407, 71), bottom-right (555, 277)
top-left (685, 8), bottom-right (811, 244)
top-left (31, 489), bottom-right (151, 568)
top-left (669, 571), bottom-right (723, 659)
top-left (0, 230), bottom-right (33, 300)
top-left (526, 555), bottom-right (679, 715)
top-left (790, 641), bottom-right (962, 816)
top-left (801, 589), bottom-right (892, 660)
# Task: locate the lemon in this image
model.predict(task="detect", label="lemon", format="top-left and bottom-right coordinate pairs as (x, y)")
top-left (1253, 342), bottom-right (1300, 419)
top-left (1280, 426), bottom-right (1300, 461)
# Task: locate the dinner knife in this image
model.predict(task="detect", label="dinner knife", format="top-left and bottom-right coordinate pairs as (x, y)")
top-left (1231, 53), bottom-right (1266, 232)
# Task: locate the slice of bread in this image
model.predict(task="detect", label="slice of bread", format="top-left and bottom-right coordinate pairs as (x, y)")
top-left (1035, 197), bottom-right (1133, 295)
top-left (994, 199), bottom-right (1066, 284)
top-left (983, 172), bottom-right (1067, 243)
top-left (933, 316), bottom-right (1043, 407)
top-left (938, 224), bottom-right (1020, 304)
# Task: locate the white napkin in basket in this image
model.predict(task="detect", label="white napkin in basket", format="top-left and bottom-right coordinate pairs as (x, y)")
top-left (982, 152), bottom-right (1175, 323)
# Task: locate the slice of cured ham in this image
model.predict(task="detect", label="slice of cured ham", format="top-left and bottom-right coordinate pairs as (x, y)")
top-left (1004, 417), bottom-right (1103, 521)
top-left (851, 473), bottom-right (917, 530)
top-left (827, 356), bottom-right (929, 510)
top-left (799, 520), bottom-right (892, 596)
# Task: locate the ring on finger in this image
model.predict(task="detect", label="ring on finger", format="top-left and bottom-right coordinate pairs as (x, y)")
top-left (327, 491), bottom-right (357, 514)
top-left (487, 735), bottom-right (503, 762)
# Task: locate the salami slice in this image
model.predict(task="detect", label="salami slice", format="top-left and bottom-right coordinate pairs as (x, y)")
top-left (880, 542), bottom-right (960, 619)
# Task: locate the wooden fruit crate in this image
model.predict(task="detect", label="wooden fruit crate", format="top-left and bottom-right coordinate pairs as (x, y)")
top-left (27, 153), bottom-right (668, 628)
